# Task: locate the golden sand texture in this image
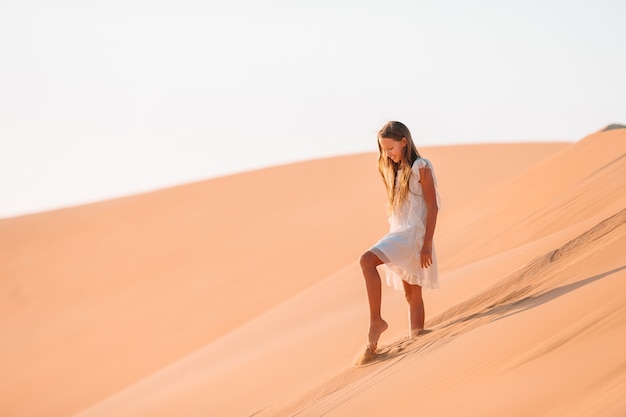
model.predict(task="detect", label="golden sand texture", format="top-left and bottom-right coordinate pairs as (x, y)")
top-left (1, 130), bottom-right (625, 417)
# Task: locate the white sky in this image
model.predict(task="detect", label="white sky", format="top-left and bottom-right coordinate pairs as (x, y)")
top-left (1, 0), bottom-right (625, 218)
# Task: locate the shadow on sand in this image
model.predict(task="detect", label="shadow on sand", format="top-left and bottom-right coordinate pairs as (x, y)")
top-left (355, 264), bottom-right (626, 367)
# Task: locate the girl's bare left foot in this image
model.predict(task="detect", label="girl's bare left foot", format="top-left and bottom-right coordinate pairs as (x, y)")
top-left (367, 319), bottom-right (389, 352)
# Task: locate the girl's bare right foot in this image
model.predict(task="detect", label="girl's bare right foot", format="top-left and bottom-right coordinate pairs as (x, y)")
top-left (367, 319), bottom-right (388, 352)
top-left (410, 329), bottom-right (424, 338)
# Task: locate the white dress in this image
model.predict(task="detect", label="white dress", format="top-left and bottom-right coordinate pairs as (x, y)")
top-left (370, 158), bottom-right (441, 290)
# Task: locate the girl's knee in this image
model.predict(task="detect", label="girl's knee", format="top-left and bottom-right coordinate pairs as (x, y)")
top-left (359, 251), bottom-right (379, 269)
top-left (405, 292), bottom-right (419, 304)
top-left (359, 251), bottom-right (372, 268)
top-left (404, 285), bottom-right (423, 304)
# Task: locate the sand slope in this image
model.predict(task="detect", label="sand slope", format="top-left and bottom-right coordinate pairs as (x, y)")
top-left (1, 131), bottom-right (625, 417)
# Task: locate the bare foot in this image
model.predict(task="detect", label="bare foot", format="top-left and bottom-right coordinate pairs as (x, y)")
top-left (367, 319), bottom-right (388, 352)
top-left (410, 329), bottom-right (424, 338)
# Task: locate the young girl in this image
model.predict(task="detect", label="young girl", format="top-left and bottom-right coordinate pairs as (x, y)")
top-left (360, 121), bottom-right (441, 352)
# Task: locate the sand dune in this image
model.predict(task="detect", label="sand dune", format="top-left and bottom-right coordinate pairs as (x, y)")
top-left (1, 129), bottom-right (625, 417)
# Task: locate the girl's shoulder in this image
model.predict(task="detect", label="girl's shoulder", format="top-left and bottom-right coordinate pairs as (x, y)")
top-left (411, 157), bottom-right (434, 171)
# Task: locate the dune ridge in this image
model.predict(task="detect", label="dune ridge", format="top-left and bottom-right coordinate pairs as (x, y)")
top-left (439, 128), bottom-right (626, 270)
top-left (2, 130), bottom-right (625, 417)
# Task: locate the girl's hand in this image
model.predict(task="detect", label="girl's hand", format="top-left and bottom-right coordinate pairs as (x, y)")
top-left (421, 243), bottom-right (433, 268)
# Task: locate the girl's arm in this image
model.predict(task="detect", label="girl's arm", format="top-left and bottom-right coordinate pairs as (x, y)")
top-left (419, 167), bottom-right (439, 268)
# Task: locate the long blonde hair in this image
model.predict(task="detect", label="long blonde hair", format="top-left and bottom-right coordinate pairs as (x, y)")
top-left (377, 121), bottom-right (421, 213)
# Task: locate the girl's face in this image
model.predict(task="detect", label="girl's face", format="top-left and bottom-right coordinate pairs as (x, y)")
top-left (379, 137), bottom-right (407, 164)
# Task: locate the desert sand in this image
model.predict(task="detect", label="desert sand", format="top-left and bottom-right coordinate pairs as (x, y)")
top-left (1, 128), bottom-right (625, 417)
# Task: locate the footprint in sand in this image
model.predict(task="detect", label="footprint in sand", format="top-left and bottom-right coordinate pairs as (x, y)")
top-left (354, 330), bottom-right (434, 367)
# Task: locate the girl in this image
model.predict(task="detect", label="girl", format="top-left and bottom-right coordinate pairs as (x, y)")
top-left (360, 121), bottom-right (441, 352)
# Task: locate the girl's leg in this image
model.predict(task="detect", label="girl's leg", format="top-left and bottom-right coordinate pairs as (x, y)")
top-left (402, 281), bottom-right (425, 337)
top-left (359, 251), bottom-right (388, 351)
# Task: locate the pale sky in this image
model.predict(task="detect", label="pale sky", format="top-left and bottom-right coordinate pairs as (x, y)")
top-left (1, 0), bottom-right (625, 218)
